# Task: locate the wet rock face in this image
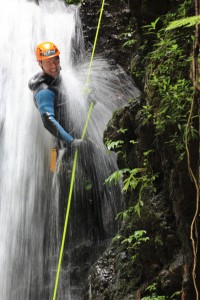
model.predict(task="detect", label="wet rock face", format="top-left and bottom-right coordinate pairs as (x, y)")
top-left (83, 100), bottom-right (183, 299)
top-left (80, 0), bottom-right (138, 74)
top-left (84, 249), bottom-right (116, 300)
top-left (83, 195), bottom-right (182, 299)
top-left (129, 0), bottom-right (174, 24)
top-left (83, 96), bottom-right (199, 297)
top-left (79, 0), bottom-right (198, 298)
top-left (80, 0), bottom-right (173, 75)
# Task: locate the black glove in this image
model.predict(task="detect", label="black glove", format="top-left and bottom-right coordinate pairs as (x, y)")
top-left (70, 138), bottom-right (84, 148)
top-left (88, 92), bottom-right (96, 106)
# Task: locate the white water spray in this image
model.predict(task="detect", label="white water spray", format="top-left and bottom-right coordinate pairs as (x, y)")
top-left (0, 0), bottom-right (140, 299)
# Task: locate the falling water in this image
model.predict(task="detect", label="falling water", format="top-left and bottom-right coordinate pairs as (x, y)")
top-left (0, 0), bottom-right (140, 299)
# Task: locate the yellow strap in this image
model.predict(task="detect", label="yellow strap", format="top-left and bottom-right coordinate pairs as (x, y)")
top-left (52, 1), bottom-right (105, 299)
top-left (50, 148), bottom-right (57, 172)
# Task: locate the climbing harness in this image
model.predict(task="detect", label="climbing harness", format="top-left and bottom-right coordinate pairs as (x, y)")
top-left (52, 1), bottom-right (105, 299)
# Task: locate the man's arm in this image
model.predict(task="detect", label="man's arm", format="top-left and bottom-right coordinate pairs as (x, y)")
top-left (35, 89), bottom-right (73, 143)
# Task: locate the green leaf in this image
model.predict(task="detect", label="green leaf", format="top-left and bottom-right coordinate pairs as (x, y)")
top-left (170, 290), bottom-right (182, 299)
top-left (117, 128), bottom-right (128, 134)
top-left (130, 140), bottom-right (138, 145)
top-left (106, 140), bottom-right (124, 150)
top-left (112, 234), bottom-right (123, 242)
top-left (166, 15), bottom-right (200, 31)
top-left (105, 168), bottom-right (130, 185)
top-left (122, 39), bottom-right (137, 48)
top-left (131, 254), bottom-right (137, 261)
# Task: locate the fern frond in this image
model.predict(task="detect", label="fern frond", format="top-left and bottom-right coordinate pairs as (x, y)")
top-left (166, 15), bottom-right (200, 31)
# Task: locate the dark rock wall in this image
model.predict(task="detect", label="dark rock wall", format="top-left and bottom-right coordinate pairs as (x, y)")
top-left (80, 0), bottom-right (138, 74)
top-left (80, 0), bottom-right (175, 75)
top-left (83, 98), bottom-right (198, 299)
top-left (80, 0), bottom-right (199, 299)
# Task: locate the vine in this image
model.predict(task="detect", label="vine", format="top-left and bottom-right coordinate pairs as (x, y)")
top-left (186, 0), bottom-right (200, 297)
top-left (167, 2), bottom-right (200, 297)
top-left (146, 14), bottom-right (199, 300)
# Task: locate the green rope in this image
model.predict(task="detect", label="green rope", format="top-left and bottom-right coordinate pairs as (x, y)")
top-left (52, 1), bottom-right (105, 299)
top-left (85, 0), bottom-right (105, 87)
top-left (52, 149), bottom-right (78, 300)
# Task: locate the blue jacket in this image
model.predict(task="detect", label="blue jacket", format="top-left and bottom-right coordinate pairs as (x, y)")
top-left (28, 72), bottom-right (73, 144)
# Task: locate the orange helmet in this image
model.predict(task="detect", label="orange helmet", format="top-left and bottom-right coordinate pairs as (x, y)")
top-left (35, 41), bottom-right (60, 61)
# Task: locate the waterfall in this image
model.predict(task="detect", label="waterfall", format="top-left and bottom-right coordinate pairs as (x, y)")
top-left (0, 0), bottom-right (140, 299)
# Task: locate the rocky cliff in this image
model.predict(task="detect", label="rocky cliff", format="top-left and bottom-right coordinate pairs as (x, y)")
top-left (80, 0), bottom-right (200, 299)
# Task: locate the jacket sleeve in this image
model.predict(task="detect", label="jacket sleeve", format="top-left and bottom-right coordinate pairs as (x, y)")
top-left (35, 89), bottom-right (74, 143)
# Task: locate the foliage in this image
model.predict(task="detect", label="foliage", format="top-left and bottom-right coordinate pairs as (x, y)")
top-left (105, 139), bottom-right (124, 151)
top-left (137, 7), bottom-right (196, 160)
top-left (141, 283), bottom-right (181, 300)
top-left (104, 1), bottom-right (196, 297)
top-left (105, 139), bottom-right (157, 218)
top-left (119, 24), bottom-right (138, 49)
top-left (105, 132), bottom-right (157, 262)
top-left (166, 15), bottom-right (200, 31)
top-left (65, 0), bottom-right (82, 4)
top-left (141, 293), bottom-right (166, 299)
top-left (113, 230), bottom-right (149, 262)
top-left (105, 168), bottom-right (129, 185)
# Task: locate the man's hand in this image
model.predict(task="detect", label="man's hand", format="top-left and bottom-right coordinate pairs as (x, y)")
top-left (88, 92), bottom-right (96, 106)
top-left (70, 138), bottom-right (85, 148)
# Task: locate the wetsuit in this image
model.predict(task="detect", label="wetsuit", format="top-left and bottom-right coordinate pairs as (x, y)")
top-left (28, 72), bottom-right (73, 144)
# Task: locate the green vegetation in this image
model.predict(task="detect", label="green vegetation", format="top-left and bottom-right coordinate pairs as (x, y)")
top-left (115, 4), bottom-right (200, 210)
top-left (65, 0), bottom-right (82, 4)
top-left (141, 13), bottom-right (196, 160)
top-left (113, 230), bottom-right (149, 262)
top-left (104, 0), bottom-right (199, 297)
top-left (105, 138), bottom-right (157, 219)
top-left (166, 15), bottom-right (200, 31)
top-left (120, 27), bottom-right (138, 48)
top-left (141, 282), bottom-right (181, 299)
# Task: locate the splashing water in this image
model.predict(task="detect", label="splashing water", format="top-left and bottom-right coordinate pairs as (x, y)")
top-left (0, 0), bottom-right (140, 299)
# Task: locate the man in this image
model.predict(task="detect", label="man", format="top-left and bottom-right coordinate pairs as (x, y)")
top-left (28, 41), bottom-right (82, 147)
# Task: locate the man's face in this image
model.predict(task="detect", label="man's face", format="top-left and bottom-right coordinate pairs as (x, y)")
top-left (39, 56), bottom-right (60, 78)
